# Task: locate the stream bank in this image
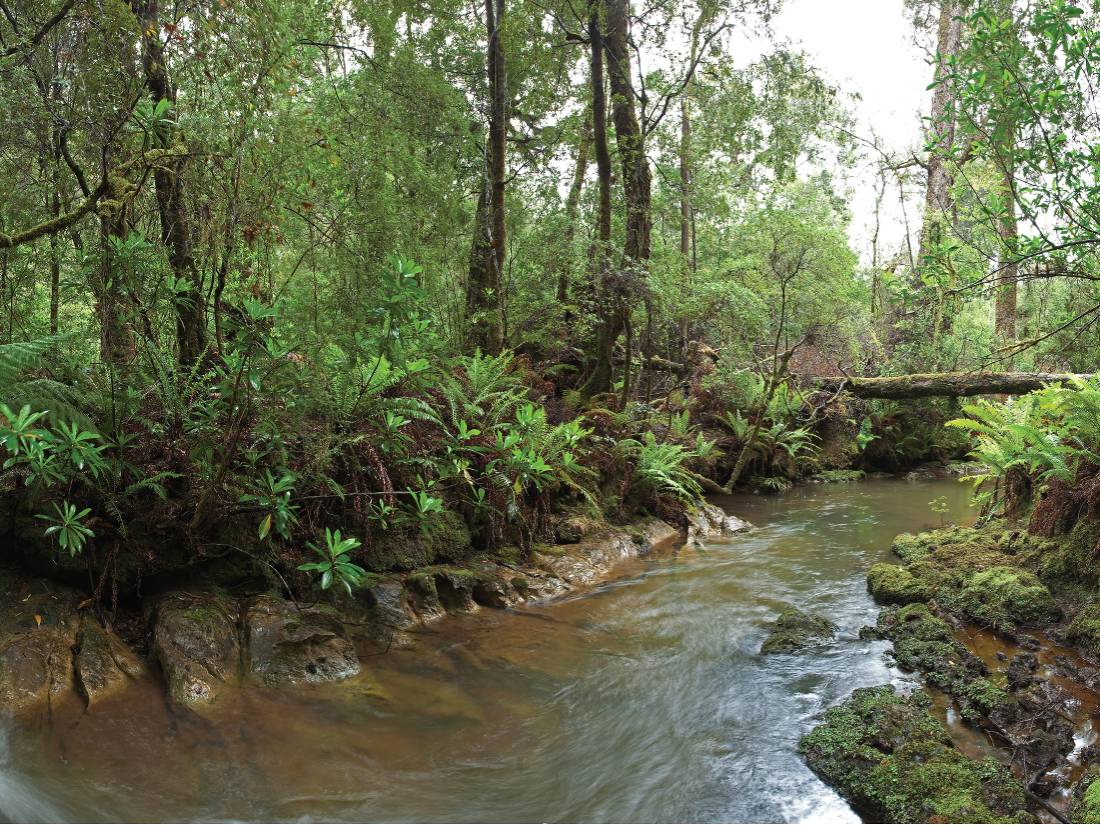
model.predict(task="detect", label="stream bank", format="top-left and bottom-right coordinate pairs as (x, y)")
top-left (802, 515), bottom-right (1100, 823)
top-left (1, 476), bottom-right (970, 822)
top-left (0, 505), bottom-right (747, 717)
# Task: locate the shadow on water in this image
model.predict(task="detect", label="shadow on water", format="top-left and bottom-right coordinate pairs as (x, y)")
top-left (5, 477), bottom-right (975, 823)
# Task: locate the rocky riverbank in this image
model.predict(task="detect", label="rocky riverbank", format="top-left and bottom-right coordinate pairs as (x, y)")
top-left (0, 505), bottom-right (748, 716)
top-left (802, 517), bottom-right (1100, 823)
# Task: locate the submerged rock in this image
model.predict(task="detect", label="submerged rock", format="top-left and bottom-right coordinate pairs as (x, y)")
top-left (151, 592), bottom-right (241, 705)
top-left (246, 597), bottom-right (359, 686)
top-left (759, 606), bottom-right (836, 654)
top-left (799, 685), bottom-right (1030, 823)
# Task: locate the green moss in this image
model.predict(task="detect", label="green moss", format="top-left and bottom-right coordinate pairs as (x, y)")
top-left (813, 469), bottom-right (867, 483)
top-left (1035, 518), bottom-right (1100, 597)
top-left (1066, 603), bottom-right (1100, 659)
top-left (867, 563), bottom-right (932, 605)
top-left (1073, 774), bottom-right (1100, 823)
top-left (800, 686), bottom-right (1029, 823)
top-left (948, 566), bottom-right (1060, 632)
top-left (760, 607), bottom-right (836, 654)
top-left (363, 511), bottom-right (473, 571)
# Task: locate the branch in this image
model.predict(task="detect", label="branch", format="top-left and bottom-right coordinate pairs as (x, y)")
top-left (1, 0), bottom-right (80, 58)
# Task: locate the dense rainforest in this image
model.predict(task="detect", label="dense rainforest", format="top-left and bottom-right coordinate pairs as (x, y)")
top-left (7, 0), bottom-right (1100, 822)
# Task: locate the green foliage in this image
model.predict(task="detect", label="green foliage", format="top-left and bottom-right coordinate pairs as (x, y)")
top-left (616, 431), bottom-right (711, 505)
top-left (36, 501), bottom-right (95, 556)
top-left (298, 528), bottom-right (369, 596)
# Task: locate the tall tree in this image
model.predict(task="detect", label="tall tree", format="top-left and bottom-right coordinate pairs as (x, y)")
top-left (465, 0), bottom-right (508, 355)
top-left (915, 0), bottom-right (963, 271)
top-left (131, 0), bottom-right (208, 366)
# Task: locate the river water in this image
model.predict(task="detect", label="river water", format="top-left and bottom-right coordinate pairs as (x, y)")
top-left (1, 477), bottom-right (975, 823)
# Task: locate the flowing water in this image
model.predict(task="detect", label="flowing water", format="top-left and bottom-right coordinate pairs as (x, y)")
top-left (0, 477), bottom-right (977, 824)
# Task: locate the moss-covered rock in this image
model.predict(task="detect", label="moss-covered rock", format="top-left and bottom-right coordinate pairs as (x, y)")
top-left (867, 603), bottom-right (1006, 722)
top-left (799, 685), bottom-right (1030, 823)
top-left (363, 510), bottom-right (473, 571)
top-left (867, 563), bottom-right (932, 605)
top-left (150, 592), bottom-right (241, 705)
top-left (948, 566), bottom-right (1060, 632)
top-left (760, 606), bottom-right (837, 654)
top-left (1071, 770), bottom-right (1100, 823)
top-left (1065, 603), bottom-right (1100, 660)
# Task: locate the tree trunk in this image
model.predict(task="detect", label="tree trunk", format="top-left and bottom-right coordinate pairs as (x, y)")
top-left (604, 0), bottom-right (651, 265)
top-left (915, 0), bottom-right (962, 274)
top-left (464, 0), bottom-right (508, 355)
top-left (582, 0), bottom-right (650, 400)
top-left (995, 136), bottom-right (1018, 347)
top-left (557, 115), bottom-right (591, 305)
top-left (679, 94), bottom-right (692, 356)
top-left (580, 0), bottom-right (616, 398)
top-left (813, 372), bottom-right (1087, 399)
top-left (131, 0), bottom-right (207, 366)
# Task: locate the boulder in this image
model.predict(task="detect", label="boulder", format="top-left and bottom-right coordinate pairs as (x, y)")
top-left (150, 592), bottom-right (241, 705)
top-left (0, 573), bottom-right (82, 716)
top-left (800, 686), bottom-right (1029, 823)
top-left (867, 563), bottom-right (932, 605)
top-left (760, 606), bottom-right (836, 654)
top-left (73, 616), bottom-right (147, 705)
top-left (245, 597), bottom-right (360, 686)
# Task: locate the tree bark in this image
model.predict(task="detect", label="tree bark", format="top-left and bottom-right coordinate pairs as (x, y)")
top-left (131, 0), bottom-right (208, 366)
top-left (464, 0), bottom-right (508, 355)
top-left (580, 0), bottom-right (616, 398)
top-left (604, 0), bottom-right (651, 265)
top-left (557, 115), bottom-right (591, 304)
top-left (915, 0), bottom-right (962, 274)
top-left (814, 372), bottom-right (1087, 400)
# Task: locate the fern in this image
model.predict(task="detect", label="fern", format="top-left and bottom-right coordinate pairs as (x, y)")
top-left (0, 336), bottom-right (93, 426)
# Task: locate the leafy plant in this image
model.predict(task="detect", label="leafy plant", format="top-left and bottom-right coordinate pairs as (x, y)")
top-left (37, 501), bottom-right (94, 556)
top-left (298, 528), bottom-right (369, 596)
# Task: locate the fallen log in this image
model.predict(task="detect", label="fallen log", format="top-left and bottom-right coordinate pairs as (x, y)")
top-left (813, 372), bottom-right (1089, 400)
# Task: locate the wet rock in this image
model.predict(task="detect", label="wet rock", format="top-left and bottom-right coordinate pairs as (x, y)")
top-left (867, 563), bottom-right (932, 605)
top-left (0, 574), bottom-right (82, 716)
top-left (869, 603), bottom-right (1005, 722)
top-left (800, 685), bottom-right (1029, 823)
top-left (1070, 769), bottom-right (1100, 824)
top-left (1005, 652), bottom-right (1038, 690)
top-left (686, 504), bottom-right (751, 544)
top-left (150, 592), bottom-right (241, 705)
top-left (536, 518), bottom-right (679, 586)
top-left (760, 606), bottom-right (836, 654)
top-left (245, 597), bottom-right (359, 686)
top-left (73, 616), bottom-right (147, 705)
top-left (551, 516), bottom-right (585, 544)
top-left (990, 678), bottom-right (1077, 776)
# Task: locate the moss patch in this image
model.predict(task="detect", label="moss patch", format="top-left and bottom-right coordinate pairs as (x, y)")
top-left (1071, 771), bottom-right (1100, 823)
top-left (799, 685), bottom-right (1029, 823)
top-left (760, 606), bottom-right (837, 654)
top-left (867, 563), bottom-right (932, 605)
top-left (1065, 603), bottom-right (1100, 659)
top-left (947, 566), bottom-right (1060, 632)
top-left (866, 603), bottom-right (1006, 722)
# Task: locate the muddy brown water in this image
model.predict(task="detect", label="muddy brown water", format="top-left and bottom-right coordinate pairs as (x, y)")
top-left (2, 477), bottom-right (987, 823)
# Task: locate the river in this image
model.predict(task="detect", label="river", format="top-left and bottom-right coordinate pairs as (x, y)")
top-left (0, 476), bottom-right (975, 823)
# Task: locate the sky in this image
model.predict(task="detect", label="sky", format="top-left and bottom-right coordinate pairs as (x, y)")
top-left (756, 0), bottom-right (934, 265)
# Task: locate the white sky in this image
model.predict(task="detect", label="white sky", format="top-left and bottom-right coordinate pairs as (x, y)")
top-left (763, 0), bottom-right (933, 265)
